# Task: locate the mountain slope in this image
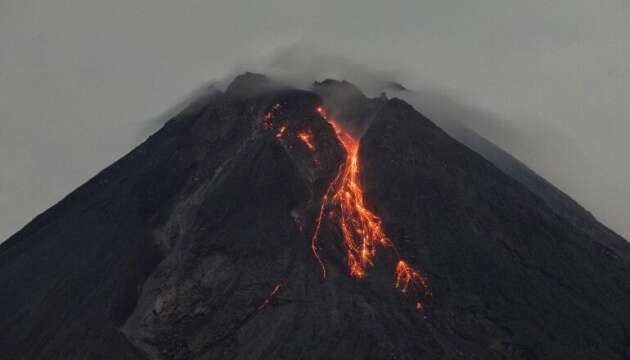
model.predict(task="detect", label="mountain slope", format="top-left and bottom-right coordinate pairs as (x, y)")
top-left (0, 73), bottom-right (629, 360)
top-left (376, 84), bottom-right (630, 262)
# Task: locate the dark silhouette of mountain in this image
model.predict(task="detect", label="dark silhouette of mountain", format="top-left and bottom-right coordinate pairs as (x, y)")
top-left (373, 84), bottom-right (630, 263)
top-left (319, 79), bottom-right (630, 262)
top-left (1, 73), bottom-right (629, 360)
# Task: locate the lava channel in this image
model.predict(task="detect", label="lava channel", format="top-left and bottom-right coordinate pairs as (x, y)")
top-left (312, 106), bottom-right (431, 307)
top-left (260, 102), bottom-right (431, 309)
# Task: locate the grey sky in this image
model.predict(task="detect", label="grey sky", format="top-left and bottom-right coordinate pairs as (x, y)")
top-left (1, 0), bottom-right (629, 242)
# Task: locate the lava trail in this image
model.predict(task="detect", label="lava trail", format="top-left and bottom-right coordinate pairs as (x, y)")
top-left (312, 107), bottom-right (394, 279)
top-left (312, 107), bottom-right (431, 306)
top-left (261, 103), bottom-right (431, 308)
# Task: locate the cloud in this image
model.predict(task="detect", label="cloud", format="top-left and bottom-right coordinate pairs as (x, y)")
top-left (1, 0), bottom-right (629, 241)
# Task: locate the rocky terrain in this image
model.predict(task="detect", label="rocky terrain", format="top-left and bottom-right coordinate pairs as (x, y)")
top-left (1, 73), bottom-right (629, 359)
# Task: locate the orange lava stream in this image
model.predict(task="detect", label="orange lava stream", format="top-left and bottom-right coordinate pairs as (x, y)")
top-left (395, 260), bottom-right (430, 294)
top-left (313, 107), bottom-right (394, 279)
top-left (261, 103), bottom-right (431, 309)
top-left (312, 107), bottom-right (431, 308)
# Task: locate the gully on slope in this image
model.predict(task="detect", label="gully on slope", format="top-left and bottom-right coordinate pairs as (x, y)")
top-left (262, 103), bottom-right (432, 310)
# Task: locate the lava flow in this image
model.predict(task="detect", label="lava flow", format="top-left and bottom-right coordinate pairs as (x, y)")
top-left (395, 260), bottom-right (430, 295)
top-left (312, 107), bottom-right (393, 279)
top-left (261, 102), bottom-right (431, 309)
top-left (312, 106), bottom-right (431, 306)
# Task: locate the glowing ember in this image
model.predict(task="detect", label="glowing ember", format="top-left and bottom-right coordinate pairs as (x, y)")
top-left (261, 103), bottom-right (282, 129)
top-left (276, 126), bottom-right (287, 139)
top-left (395, 260), bottom-right (430, 294)
top-left (297, 131), bottom-right (316, 151)
top-left (257, 283), bottom-right (282, 310)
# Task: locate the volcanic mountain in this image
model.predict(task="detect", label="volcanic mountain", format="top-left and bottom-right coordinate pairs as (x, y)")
top-left (1, 73), bottom-right (629, 360)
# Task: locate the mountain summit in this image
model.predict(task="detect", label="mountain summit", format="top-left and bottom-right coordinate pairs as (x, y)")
top-left (1, 73), bottom-right (629, 360)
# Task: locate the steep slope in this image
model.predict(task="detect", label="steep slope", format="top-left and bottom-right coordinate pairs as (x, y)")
top-left (454, 126), bottom-right (630, 262)
top-left (0, 73), bottom-right (629, 360)
top-left (360, 99), bottom-right (630, 359)
top-left (377, 83), bottom-right (630, 262)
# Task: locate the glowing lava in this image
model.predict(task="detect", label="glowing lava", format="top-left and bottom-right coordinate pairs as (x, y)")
top-left (260, 102), bottom-right (431, 309)
top-left (276, 126), bottom-right (287, 139)
top-left (312, 106), bottom-right (431, 307)
top-left (313, 107), bottom-right (393, 278)
top-left (297, 131), bottom-right (316, 152)
top-left (395, 260), bottom-right (430, 294)
top-left (262, 103), bottom-right (282, 129)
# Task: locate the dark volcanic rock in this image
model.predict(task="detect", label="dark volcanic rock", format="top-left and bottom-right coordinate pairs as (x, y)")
top-left (1, 73), bottom-right (629, 360)
top-left (360, 98), bottom-right (630, 359)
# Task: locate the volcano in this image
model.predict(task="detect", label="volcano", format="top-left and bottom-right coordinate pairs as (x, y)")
top-left (1, 73), bottom-right (629, 360)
